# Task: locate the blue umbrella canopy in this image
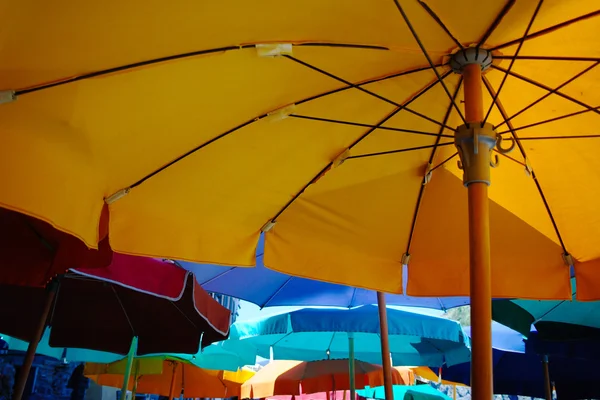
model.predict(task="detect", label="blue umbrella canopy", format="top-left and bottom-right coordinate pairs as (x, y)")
top-left (178, 236), bottom-right (468, 310)
top-left (439, 323), bottom-right (600, 399)
top-left (223, 305), bottom-right (470, 367)
top-left (2, 329), bottom-right (253, 371)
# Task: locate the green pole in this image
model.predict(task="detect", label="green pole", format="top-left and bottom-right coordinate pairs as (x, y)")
top-left (121, 336), bottom-right (138, 399)
top-left (348, 332), bottom-right (356, 400)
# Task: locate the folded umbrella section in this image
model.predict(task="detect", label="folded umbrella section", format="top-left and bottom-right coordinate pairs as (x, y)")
top-left (240, 359), bottom-right (413, 399)
top-left (0, 253), bottom-right (231, 355)
top-left (85, 355), bottom-right (254, 398)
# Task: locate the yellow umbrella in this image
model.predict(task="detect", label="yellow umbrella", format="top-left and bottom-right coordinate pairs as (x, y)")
top-left (84, 355), bottom-right (254, 398)
top-left (1, 2), bottom-right (599, 398)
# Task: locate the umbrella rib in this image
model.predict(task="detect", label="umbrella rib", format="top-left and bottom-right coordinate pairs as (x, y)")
top-left (489, 10), bottom-right (600, 52)
top-left (289, 115), bottom-right (453, 138)
top-left (347, 142), bottom-right (454, 160)
top-left (297, 43), bottom-right (391, 51)
top-left (284, 55), bottom-right (453, 130)
top-left (169, 300), bottom-right (199, 329)
top-left (494, 61), bottom-right (599, 130)
top-left (482, 76), bottom-right (569, 254)
top-left (477, 0), bottom-right (516, 47)
top-left (492, 149), bottom-right (526, 167)
top-left (111, 285), bottom-right (136, 336)
top-left (125, 65), bottom-right (442, 191)
top-left (491, 64), bottom-right (600, 117)
top-left (392, 0), bottom-right (467, 125)
top-left (417, 1), bottom-right (463, 49)
top-left (261, 276), bottom-right (294, 308)
top-left (497, 107), bottom-right (600, 135)
top-left (403, 77), bottom-right (462, 258)
top-left (494, 55), bottom-right (600, 62)
top-left (267, 73), bottom-right (450, 223)
top-left (482, 0), bottom-right (544, 125)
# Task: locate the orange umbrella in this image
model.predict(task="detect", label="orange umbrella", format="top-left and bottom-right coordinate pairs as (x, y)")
top-left (240, 360), bottom-right (414, 399)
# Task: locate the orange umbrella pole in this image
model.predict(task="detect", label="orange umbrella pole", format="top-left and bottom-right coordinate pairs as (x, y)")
top-left (542, 355), bottom-right (552, 400)
top-left (13, 281), bottom-right (58, 400)
top-left (376, 292), bottom-right (394, 400)
top-left (451, 48), bottom-right (504, 400)
top-left (169, 361), bottom-right (178, 399)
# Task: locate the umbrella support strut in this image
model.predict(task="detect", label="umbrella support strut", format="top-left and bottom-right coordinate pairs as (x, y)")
top-left (13, 281), bottom-right (58, 400)
top-left (452, 48), bottom-right (499, 400)
top-left (348, 333), bottom-right (356, 400)
top-left (121, 336), bottom-right (138, 399)
top-left (376, 292), bottom-right (394, 400)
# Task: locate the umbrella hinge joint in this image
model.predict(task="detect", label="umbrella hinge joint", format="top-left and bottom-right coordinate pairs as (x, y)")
top-left (105, 187), bottom-right (131, 205)
top-left (402, 253), bottom-right (411, 265)
top-left (454, 122), bottom-right (503, 186)
top-left (562, 253), bottom-right (574, 267)
top-left (0, 90), bottom-right (16, 105)
top-left (423, 163), bottom-right (433, 185)
top-left (266, 104), bottom-right (296, 122)
top-left (261, 220), bottom-right (276, 233)
top-left (256, 43), bottom-right (293, 57)
top-left (524, 157), bottom-right (534, 177)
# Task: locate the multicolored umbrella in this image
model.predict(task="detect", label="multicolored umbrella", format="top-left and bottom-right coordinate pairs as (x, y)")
top-left (240, 359), bottom-right (413, 398)
top-left (85, 355), bottom-right (254, 398)
top-left (0, 253), bottom-right (231, 399)
top-left (1, 2), bottom-right (598, 397)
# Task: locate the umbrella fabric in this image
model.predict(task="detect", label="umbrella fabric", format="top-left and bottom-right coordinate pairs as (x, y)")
top-left (440, 323), bottom-right (600, 398)
top-left (85, 356), bottom-right (253, 398)
top-left (180, 236), bottom-right (468, 310)
top-left (525, 330), bottom-right (600, 361)
top-left (0, 207), bottom-right (112, 287)
top-left (0, 253), bottom-right (231, 355)
top-left (1, 2), bottom-right (598, 300)
top-left (358, 384), bottom-right (451, 400)
top-left (2, 329), bottom-right (252, 371)
top-left (240, 359), bottom-right (413, 398)
top-left (493, 278), bottom-right (600, 338)
top-left (225, 306), bottom-right (470, 367)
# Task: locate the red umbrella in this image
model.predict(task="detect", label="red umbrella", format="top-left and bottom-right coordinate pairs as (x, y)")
top-left (0, 253), bottom-right (232, 399)
top-left (0, 206), bottom-right (112, 287)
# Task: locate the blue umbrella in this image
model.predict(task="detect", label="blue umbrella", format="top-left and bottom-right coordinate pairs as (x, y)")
top-left (438, 323), bottom-right (600, 399)
top-left (224, 306), bottom-right (470, 368)
top-left (2, 329), bottom-right (253, 371)
top-left (177, 236), bottom-right (468, 310)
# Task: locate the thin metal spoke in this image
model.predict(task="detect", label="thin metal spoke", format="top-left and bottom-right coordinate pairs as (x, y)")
top-left (429, 152), bottom-right (458, 173)
top-left (494, 62), bottom-right (599, 129)
top-left (268, 75), bottom-right (449, 223)
top-left (478, 0), bottom-right (516, 46)
top-left (297, 43), bottom-right (390, 51)
top-left (493, 149), bottom-right (527, 167)
top-left (392, 0), bottom-right (466, 124)
top-left (494, 55), bottom-right (600, 62)
top-left (417, 0), bottom-right (463, 49)
top-left (347, 142), bottom-right (454, 160)
top-left (482, 0), bottom-right (544, 124)
top-left (17, 45), bottom-right (254, 95)
top-left (497, 107), bottom-right (600, 135)
top-left (491, 64), bottom-right (600, 116)
top-left (404, 77), bottom-right (463, 257)
top-left (290, 115), bottom-right (454, 138)
top-left (490, 10), bottom-right (600, 51)
top-left (482, 76), bottom-right (569, 253)
top-left (286, 55), bottom-right (453, 130)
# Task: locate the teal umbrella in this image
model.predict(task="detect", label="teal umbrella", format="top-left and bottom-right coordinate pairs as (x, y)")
top-left (2, 329), bottom-right (254, 371)
top-left (224, 306), bottom-right (470, 367)
top-left (492, 278), bottom-right (600, 338)
top-left (358, 385), bottom-right (451, 400)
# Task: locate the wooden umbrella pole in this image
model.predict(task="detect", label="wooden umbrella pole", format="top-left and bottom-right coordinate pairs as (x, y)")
top-left (376, 292), bottom-right (394, 400)
top-left (543, 355), bottom-right (552, 400)
top-left (169, 361), bottom-right (178, 399)
top-left (13, 281), bottom-right (58, 400)
top-left (459, 60), bottom-right (494, 400)
top-left (348, 332), bottom-right (356, 400)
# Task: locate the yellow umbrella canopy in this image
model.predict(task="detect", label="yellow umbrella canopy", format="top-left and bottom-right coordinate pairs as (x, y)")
top-left (0, 0), bottom-right (599, 300)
